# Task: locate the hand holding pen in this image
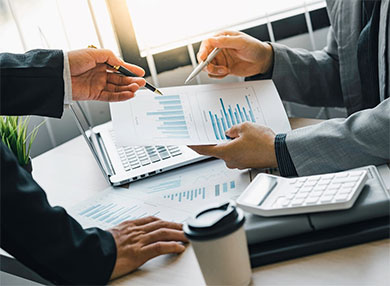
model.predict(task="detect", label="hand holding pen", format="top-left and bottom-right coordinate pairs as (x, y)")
top-left (69, 48), bottom-right (146, 102)
top-left (192, 31), bottom-right (273, 80)
top-left (88, 45), bottom-right (163, 95)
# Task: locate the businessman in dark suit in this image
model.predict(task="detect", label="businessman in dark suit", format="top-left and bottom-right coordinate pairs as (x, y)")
top-left (0, 49), bottom-right (188, 285)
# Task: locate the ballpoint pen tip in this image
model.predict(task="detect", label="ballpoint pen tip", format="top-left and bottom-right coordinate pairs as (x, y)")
top-left (184, 77), bottom-right (191, 84)
top-left (155, 89), bottom-right (163, 95)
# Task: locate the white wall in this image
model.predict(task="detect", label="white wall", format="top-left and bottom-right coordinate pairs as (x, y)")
top-left (30, 26), bottom-right (347, 158)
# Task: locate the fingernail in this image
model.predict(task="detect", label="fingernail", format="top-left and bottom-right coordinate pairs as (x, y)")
top-left (218, 68), bottom-right (225, 74)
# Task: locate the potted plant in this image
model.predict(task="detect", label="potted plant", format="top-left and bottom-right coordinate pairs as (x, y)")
top-left (0, 116), bottom-right (44, 173)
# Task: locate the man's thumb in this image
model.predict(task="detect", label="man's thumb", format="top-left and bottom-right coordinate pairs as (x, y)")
top-left (225, 124), bottom-right (241, 138)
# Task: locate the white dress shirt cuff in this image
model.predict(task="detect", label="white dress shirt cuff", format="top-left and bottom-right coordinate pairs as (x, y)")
top-left (63, 51), bottom-right (72, 106)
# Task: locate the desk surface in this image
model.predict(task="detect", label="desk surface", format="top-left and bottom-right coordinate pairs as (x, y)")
top-left (30, 118), bottom-right (390, 285)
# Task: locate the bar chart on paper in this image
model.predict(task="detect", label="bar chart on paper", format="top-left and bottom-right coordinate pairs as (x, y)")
top-left (110, 80), bottom-right (290, 146)
top-left (128, 159), bottom-right (250, 213)
top-left (196, 88), bottom-right (266, 141)
top-left (146, 95), bottom-right (190, 139)
top-left (161, 180), bottom-right (237, 203)
top-left (70, 190), bottom-right (189, 229)
top-left (70, 160), bottom-right (251, 229)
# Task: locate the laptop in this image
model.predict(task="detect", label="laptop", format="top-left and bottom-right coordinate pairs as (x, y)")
top-left (70, 102), bottom-right (207, 186)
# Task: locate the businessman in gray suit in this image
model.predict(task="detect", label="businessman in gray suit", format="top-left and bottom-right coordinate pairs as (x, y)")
top-left (191, 0), bottom-right (390, 176)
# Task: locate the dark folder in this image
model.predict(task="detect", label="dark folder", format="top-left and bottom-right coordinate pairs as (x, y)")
top-left (249, 215), bottom-right (389, 268)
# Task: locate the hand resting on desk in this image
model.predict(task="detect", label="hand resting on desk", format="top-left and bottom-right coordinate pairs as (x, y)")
top-left (190, 122), bottom-right (278, 169)
top-left (108, 216), bottom-right (188, 280)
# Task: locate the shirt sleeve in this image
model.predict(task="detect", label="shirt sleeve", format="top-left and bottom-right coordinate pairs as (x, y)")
top-left (63, 51), bottom-right (72, 106)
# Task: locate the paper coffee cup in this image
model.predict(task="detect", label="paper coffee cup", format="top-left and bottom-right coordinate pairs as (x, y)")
top-left (184, 202), bottom-right (252, 286)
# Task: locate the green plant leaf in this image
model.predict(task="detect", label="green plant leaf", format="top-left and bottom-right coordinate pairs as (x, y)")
top-left (0, 116), bottom-right (44, 166)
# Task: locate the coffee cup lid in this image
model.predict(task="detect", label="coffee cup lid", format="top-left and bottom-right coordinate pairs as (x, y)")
top-left (183, 201), bottom-right (245, 241)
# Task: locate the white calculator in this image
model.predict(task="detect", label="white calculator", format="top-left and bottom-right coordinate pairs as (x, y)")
top-left (236, 169), bottom-right (368, 217)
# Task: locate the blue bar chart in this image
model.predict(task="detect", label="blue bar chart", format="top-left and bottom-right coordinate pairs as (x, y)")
top-left (147, 179), bottom-right (182, 193)
top-left (146, 95), bottom-right (190, 139)
top-left (111, 81), bottom-right (289, 145)
top-left (77, 201), bottom-right (160, 226)
top-left (162, 180), bottom-right (236, 203)
top-left (208, 96), bottom-right (256, 140)
top-left (70, 161), bottom-right (251, 229)
top-left (71, 190), bottom-right (191, 228)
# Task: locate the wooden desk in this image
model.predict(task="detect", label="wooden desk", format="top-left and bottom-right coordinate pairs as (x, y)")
top-left (27, 118), bottom-right (389, 285)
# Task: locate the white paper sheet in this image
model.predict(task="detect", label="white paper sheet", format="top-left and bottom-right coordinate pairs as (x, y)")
top-left (110, 80), bottom-right (291, 146)
top-left (69, 160), bottom-right (250, 229)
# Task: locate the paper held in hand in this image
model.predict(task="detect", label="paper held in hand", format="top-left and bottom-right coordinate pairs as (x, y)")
top-left (110, 80), bottom-right (291, 146)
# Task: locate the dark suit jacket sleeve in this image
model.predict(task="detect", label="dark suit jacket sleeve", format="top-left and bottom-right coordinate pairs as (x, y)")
top-left (0, 49), bottom-right (65, 118)
top-left (1, 143), bottom-right (116, 285)
top-left (0, 50), bottom-right (117, 285)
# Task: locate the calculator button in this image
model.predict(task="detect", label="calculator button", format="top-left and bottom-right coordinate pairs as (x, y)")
top-left (334, 193), bottom-right (349, 202)
top-left (339, 187), bottom-right (353, 194)
top-left (335, 172), bottom-right (349, 178)
top-left (312, 190), bottom-right (325, 197)
top-left (307, 177), bottom-right (320, 182)
top-left (304, 181), bottom-right (317, 187)
top-left (322, 174), bottom-right (335, 180)
top-left (296, 193), bottom-right (309, 199)
top-left (289, 179), bottom-right (298, 184)
top-left (305, 196), bottom-right (320, 204)
top-left (291, 199), bottom-right (305, 206)
top-left (272, 197), bottom-right (285, 208)
top-left (308, 192), bottom-right (321, 198)
top-left (324, 189), bottom-right (338, 195)
top-left (313, 185), bottom-right (327, 192)
top-left (286, 194), bottom-right (295, 200)
top-left (298, 178), bottom-right (307, 183)
top-left (281, 199), bottom-right (290, 207)
top-left (318, 179), bottom-right (332, 185)
top-left (344, 177), bottom-right (360, 183)
top-left (343, 182), bottom-right (356, 188)
top-left (320, 195), bottom-right (334, 203)
top-left (300, 186), bottom-right (313, 193)
top-left (332, 178), bottom-right (350, 184)
top-left (349, 171), bottom-right (364, 177)
top-left (328, 184), bottom-right (341, 190)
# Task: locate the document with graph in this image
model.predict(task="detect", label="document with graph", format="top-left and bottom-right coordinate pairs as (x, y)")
top-left (110, 80), bottom-right (290, 146)
top-left (69, 160), bottom-right (250, 229)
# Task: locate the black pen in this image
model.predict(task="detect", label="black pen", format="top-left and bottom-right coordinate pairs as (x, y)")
top-left (110, 64), bottom-right (163, 95)
top-left (88, 45), bottom-right (163, 95)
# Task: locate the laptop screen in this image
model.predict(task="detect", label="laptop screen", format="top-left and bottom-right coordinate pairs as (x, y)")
top-left (70, 102), bottom-right (112, 183)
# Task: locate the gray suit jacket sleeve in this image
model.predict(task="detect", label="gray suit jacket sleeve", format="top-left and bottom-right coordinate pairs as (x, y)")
top-left (285, 98), bottom-right (390, 176)
top-left (271, 28), bottom-right (345, 107)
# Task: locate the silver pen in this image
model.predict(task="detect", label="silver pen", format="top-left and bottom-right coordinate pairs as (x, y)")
top-left (185, 47), bottom-right (221, 84)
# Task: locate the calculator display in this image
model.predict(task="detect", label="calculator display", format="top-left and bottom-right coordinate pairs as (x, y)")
top-left (240, 175), bottom-right (278, 206)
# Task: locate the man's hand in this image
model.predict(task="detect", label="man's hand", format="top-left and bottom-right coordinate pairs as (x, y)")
top-left (190, 122), bottom-right (278, 169)
top-left (108, 216), bottom-right (188, 280)
top-left (68, 49), bottom-right (146, 102)
top-left (197, 31), bottom-right (274, 79)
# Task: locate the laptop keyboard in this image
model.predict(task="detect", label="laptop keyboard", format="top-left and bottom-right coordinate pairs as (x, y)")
top-left (110, 131), bottom-right (183, 171)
